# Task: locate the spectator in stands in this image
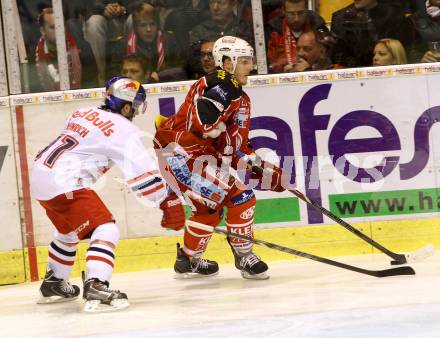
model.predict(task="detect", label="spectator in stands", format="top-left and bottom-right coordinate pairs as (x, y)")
top-left (18, 0), bottom-right (91, 60)
top-left (187, 39), bottom-right (217, 79)
top-left (383, 0), bottom-right (416, 13)
top-left (372, 38), bottom-right (407, 66)
top-left (18, 1), bottom-right (98, 91)
top-left (421, 42), bottom-right (440, 63)
top-left (331, 0), bottom-right (413, 67)
top-left (189, 0), bottom-right (245, 44)
top-left (408, 0), bottom-right (440, 63)
top-left (413, 0), bottom-right (440, 43)
top-left (200, 40), bottom-right (217, 75)
top-left (158, 0), bottom-right (210, 50)
top-left (292, 30), bottom-right (340, 72)
top-left (85, 1), bottom-right (134, 86)
top-left (266, 0), bottom-right (327, 73)
top-left (120, 54), bottom-right (148, 82)
top-left (125, 2), bottom-right (186, 83)
top-left (35, 8), bottom-right (85, 91)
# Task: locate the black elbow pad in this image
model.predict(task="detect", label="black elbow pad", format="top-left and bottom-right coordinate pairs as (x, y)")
top-left (197, 99), bottom-right (222, 125)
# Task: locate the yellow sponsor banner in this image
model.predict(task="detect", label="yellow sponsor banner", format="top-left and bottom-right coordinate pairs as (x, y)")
top-left (3, 217), bottom-right (437, 284)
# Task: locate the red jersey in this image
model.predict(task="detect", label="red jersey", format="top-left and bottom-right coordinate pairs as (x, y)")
top-left (155, 70), bottom-right (254, 164)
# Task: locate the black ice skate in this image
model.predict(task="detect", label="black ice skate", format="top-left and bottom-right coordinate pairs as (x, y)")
top-left (37, 269), bottom-right (80, 304)
top-left (174, 243), bottom-right (219, 278)
top-left (227, 237), bottom-right (269, 280)
top-left (82, 272), bottom-right (129, 312)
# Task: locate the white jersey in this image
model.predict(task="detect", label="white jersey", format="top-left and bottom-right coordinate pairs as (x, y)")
top-left (31, 107), bottom-right (166, 202)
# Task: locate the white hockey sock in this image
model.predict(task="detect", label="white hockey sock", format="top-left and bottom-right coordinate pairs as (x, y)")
top-left (48, 239), bottom-right (77, 280)
top-left (86, 243), bottom-right (115, 282)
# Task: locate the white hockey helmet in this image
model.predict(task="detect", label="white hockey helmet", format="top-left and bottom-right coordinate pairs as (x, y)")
top-left (104, 76), bottom-right (147, 117)
top-left (212, 36), bottom-right (255, 73)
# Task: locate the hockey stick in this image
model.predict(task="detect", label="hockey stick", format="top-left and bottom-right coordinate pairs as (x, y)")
top-left (187, 221), bottom-right (415, 278)
top-left (249, 163), bottom-right (434, 265)
top-left (286, 188), bottom-right (435, 265)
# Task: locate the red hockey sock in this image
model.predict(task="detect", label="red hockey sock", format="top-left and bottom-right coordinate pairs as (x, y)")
top-left (183, 212), bottom-right (221, 258)
top-left (225, 191), bottom-right (256, 254)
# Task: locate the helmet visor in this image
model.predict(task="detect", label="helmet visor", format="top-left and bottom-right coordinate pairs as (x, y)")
top-left (132, 92), bottom-right (147, 116)
top-left (236, 56), bottom-right (257, 71)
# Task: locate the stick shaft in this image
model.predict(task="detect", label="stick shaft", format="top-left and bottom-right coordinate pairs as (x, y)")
top-left (287, 189), bottom-right (406, 263)
top-left (187, 221), bottom-right (415, 277)
top-left (249, 163), bottom-right (405, 263)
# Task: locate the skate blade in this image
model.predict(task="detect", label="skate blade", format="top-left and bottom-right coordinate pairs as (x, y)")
top-left (174, 271), bottom-right (219, 280)
top-left (83, 299), bottom-right (130, 313)
top-left (240, 270), bottom-right (270, 280)
top-left (37, 293), bottom-right (79, 304)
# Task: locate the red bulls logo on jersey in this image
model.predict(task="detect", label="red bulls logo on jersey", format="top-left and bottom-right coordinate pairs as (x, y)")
top-left (71, 110), bottom-right (114, 137)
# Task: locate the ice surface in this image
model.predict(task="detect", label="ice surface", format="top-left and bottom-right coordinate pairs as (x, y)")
top-left (1, 252), bottom-right (439, 338)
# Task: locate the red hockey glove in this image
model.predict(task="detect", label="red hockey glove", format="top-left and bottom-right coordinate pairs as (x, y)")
top-left (159, 193), bottom-right (186, 231)
top-left (250, 160), bottom-right (285, 193)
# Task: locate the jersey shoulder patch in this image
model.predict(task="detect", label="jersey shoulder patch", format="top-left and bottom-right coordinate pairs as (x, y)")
top-left (205, 71), bottom-right (242, 99)
top-left (202, 71), bottom-right (243, 110)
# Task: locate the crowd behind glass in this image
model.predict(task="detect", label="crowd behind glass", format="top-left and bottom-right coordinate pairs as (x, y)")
top-left (13, 0), bottom-right (440, 93)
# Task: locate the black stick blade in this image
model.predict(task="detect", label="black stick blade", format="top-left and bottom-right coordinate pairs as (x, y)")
top-left (376, 266), bottom-right (415, 277)
top-left (389, 253), bottom-right (408, 265)
top-left (390, 258), bottom-right (408, 266)
top-left (188, 221), bottom-right (417, 278)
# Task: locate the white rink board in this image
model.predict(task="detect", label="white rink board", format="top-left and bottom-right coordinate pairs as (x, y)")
top-left (13, 64), bottom-right (440, 245)
top-left (19, 97), bottom-right (165, 245)
top-left (0, 100), bottom-right (22, 251)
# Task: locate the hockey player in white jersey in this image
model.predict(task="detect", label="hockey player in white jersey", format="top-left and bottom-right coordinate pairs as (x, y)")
top-left (31, 76), bottom-right (185, 312)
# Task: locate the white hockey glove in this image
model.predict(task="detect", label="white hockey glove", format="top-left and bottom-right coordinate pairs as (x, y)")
top-left (203, 121), bottom-right (226, 138)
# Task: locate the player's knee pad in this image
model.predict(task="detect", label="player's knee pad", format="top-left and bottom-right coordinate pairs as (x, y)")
top-left (53, 230), bottom-right (79, 245)
top-left (185, 216), bottom-right (217, 240)
top-left (226, 190), bottom-right (256, 223)
top-left (90, 222), bottom-right (120, 246)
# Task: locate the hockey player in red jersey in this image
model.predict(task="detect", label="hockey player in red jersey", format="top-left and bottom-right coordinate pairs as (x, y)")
top-left (31, 76), bottom-right (185, 311)
top-left (154, 36), bottom-right (285, 280)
